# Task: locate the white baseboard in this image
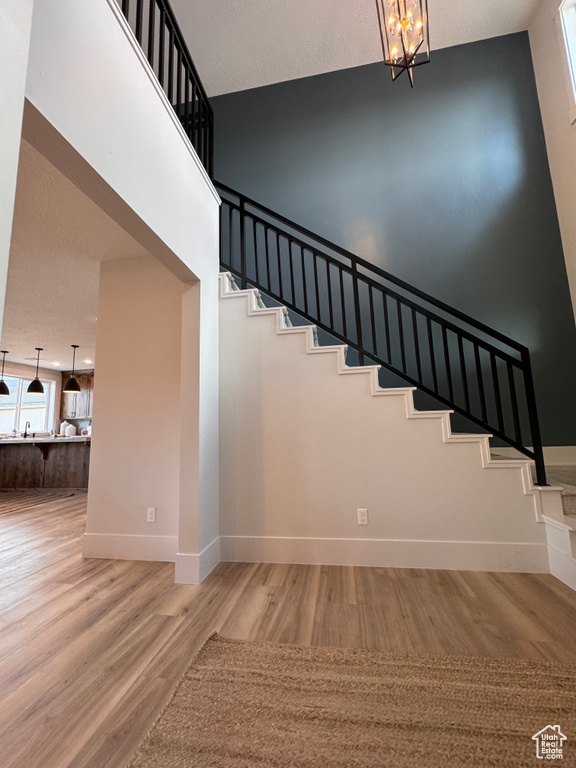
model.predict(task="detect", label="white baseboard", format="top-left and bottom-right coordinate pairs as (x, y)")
top-left (220, 535), bottom-right (549, 573)
top-left (82, 532), bottom-right (177, 562)
top-left (547, 545), bottom-right (576, 590)
top-left (175, 536), bottom-right (221, 584)
top-left (495, 446), bottom-right (576, 465)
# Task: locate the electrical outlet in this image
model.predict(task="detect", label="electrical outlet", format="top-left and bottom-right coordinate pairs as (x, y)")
top-left (146, 507), bottom-right (156, 523)
top-left (357, 508), bottom-right (368, 525)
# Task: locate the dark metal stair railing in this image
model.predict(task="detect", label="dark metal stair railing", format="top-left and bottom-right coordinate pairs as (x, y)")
top-left (118, 0), bottom-right (214, 177)
top-left (217, 182), bottom-right (548, 486)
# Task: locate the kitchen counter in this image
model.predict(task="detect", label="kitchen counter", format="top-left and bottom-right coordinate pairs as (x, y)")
top-left (0, 436), bottom-right (90, 445)
top-left (0, 437), bottom-right (91, 488)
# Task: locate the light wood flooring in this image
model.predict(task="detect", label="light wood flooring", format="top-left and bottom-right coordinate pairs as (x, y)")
top-left (1, 491), bottom-right (576, 768)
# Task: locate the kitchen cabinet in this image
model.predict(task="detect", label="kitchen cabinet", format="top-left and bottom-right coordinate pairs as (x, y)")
top-left (0, 438), bottom-right (91, 488)
top-left (61, 372), bottom-right (94, 420)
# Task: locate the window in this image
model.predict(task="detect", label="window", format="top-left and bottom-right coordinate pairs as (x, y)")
top-left (560, 0), bottom-right (576, 119)
top-left (0, 376), bottom-right (54, 434)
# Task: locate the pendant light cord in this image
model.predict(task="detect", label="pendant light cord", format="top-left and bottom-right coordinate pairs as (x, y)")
top-left (35, 348), bottom-right (42, 379)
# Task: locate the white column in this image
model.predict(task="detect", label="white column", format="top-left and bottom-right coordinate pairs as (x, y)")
top-left (175, 275), bottom-right (220, 583)
top-left (0, 0), bottom-right (34, 338)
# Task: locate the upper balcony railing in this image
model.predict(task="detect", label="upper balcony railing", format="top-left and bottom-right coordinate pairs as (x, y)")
top-left (118, 0), bottom-right (214, 177)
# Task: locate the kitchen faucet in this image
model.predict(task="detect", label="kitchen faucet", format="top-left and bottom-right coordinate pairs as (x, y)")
top-left (23, 421), bottom-right (31, 438)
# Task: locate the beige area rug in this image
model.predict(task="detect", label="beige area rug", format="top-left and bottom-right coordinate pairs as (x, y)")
top-left (0, 488), bottom-right (77, 515)
top-left (545, 465), bottom-right (576, 516)
top-left (128, 634), bottom-right (576, 768)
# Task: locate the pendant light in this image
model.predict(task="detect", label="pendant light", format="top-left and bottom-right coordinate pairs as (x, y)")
top-left (375, 0), bottom-right (430, 87)
top-left (0, 351), bottom-right (9, 397)
top-left (27, 348), bottom-right (45, 394)
top-left (63, 345), bottom-right (81, 393)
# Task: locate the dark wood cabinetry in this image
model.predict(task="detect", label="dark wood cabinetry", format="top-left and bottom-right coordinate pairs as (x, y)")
top-left (61, 372), bottom-right (94, 420)
top-left (0, 440), bottom-right (91, 488)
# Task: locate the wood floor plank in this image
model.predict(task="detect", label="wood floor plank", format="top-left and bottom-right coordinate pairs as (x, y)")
top-left (0, 491), bottom-right (575, 768)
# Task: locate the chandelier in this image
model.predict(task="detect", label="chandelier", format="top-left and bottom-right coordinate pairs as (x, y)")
top-left (375, 0), bottom-right (430, 87)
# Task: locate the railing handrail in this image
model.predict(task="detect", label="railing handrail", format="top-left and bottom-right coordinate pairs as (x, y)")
top-left (217, 181), bottom-right (547, 485)
top-left (216, 181), bottom-right (527, 355)
top-left (215, 189), bottom-right (529, 367)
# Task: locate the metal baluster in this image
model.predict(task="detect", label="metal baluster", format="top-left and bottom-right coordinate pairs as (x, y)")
top-left (203, 110), bottom-right (209, 169)
top-left (442, 326), bottom-right (454, 401)
top-left (226, 204), bottom-right (233, 270)
top-left (122, 0), bottom-right (130, 18)
top-left (147, 0), bottom-right (156, 67)
top-left (382, 293), bottom-right (392, 364)
top-left (157, 5), bottom-right (165, 87)
top-left (506, 361), bottom-right (522, 446)
top-left (326, 260), bottom-right (334, 330)
top-left (300, 247), bottom-right (309, 315)
top-left (265, 228), bottom-right (272, 292)
top-left (369, 285), bottom-right (377, 357)
top-left (473, 344), bottom-right (488, 423)
top-left (288, 240), bottom-right (296, 306)
top-left (397, 301), bottom-right (407, 374)
top-left (219, 203), bottom-right (224, 276)
top-left (490, 352), bottom-right (505, 433)
top-left (135, 0), bottom-right (144, 43)
top-left (252, 219), bottom-right (259, 286)
top-left (205, 106), bottom-right (210, 170)
top-left (197, 100), bottom-right (204, 166)
top-left (313, 252), bottom-right (321, 320)
top-left (176, 48), bottom-right (183, 118)
top-left (411, 308), bottom-right (422, 381)
top-left (521, 348), bottom-right (547, 485)
top-left (184, 77), bottom-right (191, 141)
top-left (426, 317), bottom-right (438, 393)
top-left (352, 262), bottom-right (364, 364)
top-left (167, 27), bottom-right (175, 105)
top-left (190, 80), bottom-right (198, 149)
top-left (457, 335), bottom-right (470, 412)
top-left (208, 117), bottom-right (215, 179)
top-left (339, 267), bottom-right (347, 338)
top-left (276, 233), bottom-right (284, 299)
top-left (239, 200), bottom-right (247, 288)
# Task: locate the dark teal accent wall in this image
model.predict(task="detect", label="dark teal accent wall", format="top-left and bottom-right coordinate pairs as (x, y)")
top-left (212, 33), bottom-right (576, 446)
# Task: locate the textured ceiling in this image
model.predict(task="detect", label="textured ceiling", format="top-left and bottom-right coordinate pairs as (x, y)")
top-left (2, 140), bottom-right (149, 372)
top-left (172, 0), bottom-right (541, 96)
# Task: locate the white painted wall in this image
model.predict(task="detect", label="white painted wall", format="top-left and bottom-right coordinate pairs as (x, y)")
top-left (0, 0), bottom-right (34, 341)
top-left (529, 0), bottom-right (576, 318)
top-left (84, 257), bottom-right (184, 559)
top-left (23, 0), bottom-right (220, 581)
top-left (219, 278), bottom-right (549, 573)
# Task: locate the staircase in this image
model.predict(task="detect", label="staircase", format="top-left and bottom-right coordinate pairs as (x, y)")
top-left (216, 184), bottom-right (575, 586)
top-left (219, 272), bottom-right (575, 587)
top-left (117, 0), bottom-right (576, 587)
top-left (216, 183), bottom-right (549, 487)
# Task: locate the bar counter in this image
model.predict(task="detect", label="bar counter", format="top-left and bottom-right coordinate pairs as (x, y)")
top-left (0, 437), bottom-right (91, 488)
